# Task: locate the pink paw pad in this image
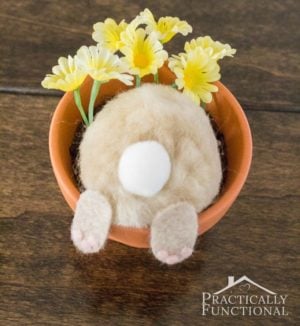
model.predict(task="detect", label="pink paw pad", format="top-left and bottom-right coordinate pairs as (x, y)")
top-left (181, 247), bottom-right (193, 258)
top-left (166, 255), bottom-right (180, 265)
top-left (156, 250), bottom-right (168, 261)
top-left (80, 236), bottom-right (99, 253)
top-left (155, 247), bottom-right (193, 265)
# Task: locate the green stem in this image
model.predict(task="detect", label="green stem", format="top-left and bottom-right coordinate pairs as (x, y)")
top-left (88, 80), bottom-right (101, 124)
top-left (154, 72), bottom-right (159, 84)
top-left (171, 83), bottom-right (178, 89)
top-left (73, 89), bottom-right (89, 126)
top-left (135, 75), bottom-right (141, 87)
top-left (201, 101), bottom-right (207, 110)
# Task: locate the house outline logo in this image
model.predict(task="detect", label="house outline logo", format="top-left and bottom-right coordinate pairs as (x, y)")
top-left (214, 275), bottom-right (276, 295)
top-left (202, 275), bottom-right (289, 317)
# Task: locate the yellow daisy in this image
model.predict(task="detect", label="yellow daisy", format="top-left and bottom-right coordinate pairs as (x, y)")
top-left (138, 8), bottom-right (192, 44)
top-left (169, 47), bottom-right (221, 104)
top-left (120, 26), bottom-right (168, 78)
top-left (92, 18), bottom-right (128, 53)
top-left (184, 36), bottom-right (236, 60)
top-left (76, 44), bottom-right (133, 85)
top-left (41, 55), bottom-right (87, 92)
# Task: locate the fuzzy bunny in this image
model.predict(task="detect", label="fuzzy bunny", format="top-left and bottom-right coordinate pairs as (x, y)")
top-left (71, 84), bottom-right (222, 264)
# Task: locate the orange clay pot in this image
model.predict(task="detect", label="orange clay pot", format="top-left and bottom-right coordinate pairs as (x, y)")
top-left (49, 63), bottom-right (252, 248)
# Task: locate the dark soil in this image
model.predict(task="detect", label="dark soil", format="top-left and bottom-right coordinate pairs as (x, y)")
top-left (70, 109), bottom-right (228, 194)
top-left (69, 123), bottom-right (86, 192)
top-left (209, 115), bottom-right (228, 194)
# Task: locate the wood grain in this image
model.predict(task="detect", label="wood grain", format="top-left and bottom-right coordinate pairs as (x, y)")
top-left (0, 0), bottom-right (299, 111)
top-left (0, 94), bottom-right (69, 217)
top-left (1, 94), bottom-right (299, 325)
top-left (1, 0), bottom-right (299, 324)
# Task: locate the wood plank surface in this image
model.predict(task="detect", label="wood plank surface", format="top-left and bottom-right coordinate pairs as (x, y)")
top-left (1, 0), bottom-right (300, 111)
top-left (1, 0), bottom-right (300, 324)
top-left (1, 94), bottom-right (299, 325)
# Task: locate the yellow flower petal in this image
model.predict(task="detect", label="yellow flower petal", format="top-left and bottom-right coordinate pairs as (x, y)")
top-left (76, 44), bottom-right (133, 85)
top-left (168, 47), bottom-right (220, 104)
top-left (184, 36), bottom-right (236, 60)
top-left (41, 55), bottom-right (87, 92)
top-left (120, 26), bottom-right (168, 77)
top-left (138, 8), bottom-right (192, 44)
top-left (92, 18), bottom-right (128, 53)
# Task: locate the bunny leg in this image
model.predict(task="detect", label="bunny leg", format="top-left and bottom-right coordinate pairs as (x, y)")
top-left (71, 190), bottom-right (112, 254)
top-left (150, 202), bottom-right (198, 265)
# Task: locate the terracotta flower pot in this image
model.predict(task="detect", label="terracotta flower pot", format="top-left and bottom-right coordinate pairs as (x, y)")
top-left (49, 64), bottom-right (252, 248)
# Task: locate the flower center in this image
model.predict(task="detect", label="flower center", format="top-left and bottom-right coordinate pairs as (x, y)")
top-left (184, 64), bottom-right (203, 89)
top-left (134, 52), bottom-right (150, 69)
top-left (184, 72), bottom-right (199, 89)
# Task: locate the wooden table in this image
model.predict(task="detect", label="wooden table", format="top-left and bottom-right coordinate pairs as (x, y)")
top-left (1, 1), bottom-right (299, 325)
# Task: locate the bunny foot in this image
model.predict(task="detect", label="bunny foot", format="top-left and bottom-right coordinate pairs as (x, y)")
top-left (71, 190), bottom-right (112, 254)
top-left (150, 202), bottom-right (198, 265)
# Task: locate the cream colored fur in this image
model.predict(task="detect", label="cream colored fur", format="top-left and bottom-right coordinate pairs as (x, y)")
top-left (72, 84), bottom-right (222, 264)
top-left (80, 84), bottom-right (222, 227)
